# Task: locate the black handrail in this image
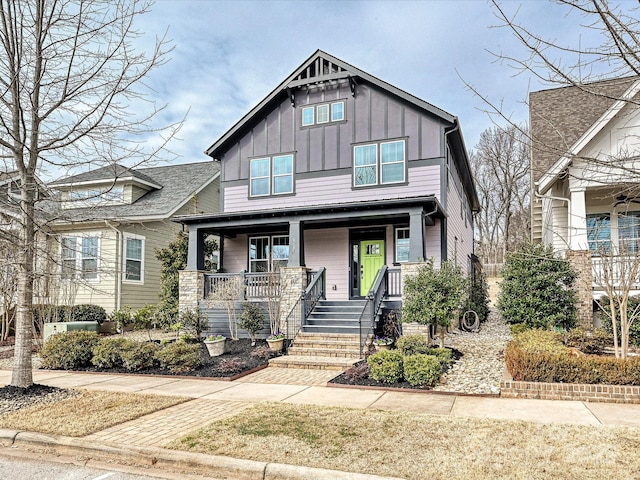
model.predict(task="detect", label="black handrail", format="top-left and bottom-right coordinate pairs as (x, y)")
top-left (284, 267), bottom-right (326, 341)
top-left (358, 265), bottom-right (388, 355)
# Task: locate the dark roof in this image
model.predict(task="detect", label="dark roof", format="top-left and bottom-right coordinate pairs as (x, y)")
top-left (530, 76), bottom-right (637, 183)
top-left (49, 161), bottom-right (220, 223)
top-left (50, 163), bottom-right (161, 188)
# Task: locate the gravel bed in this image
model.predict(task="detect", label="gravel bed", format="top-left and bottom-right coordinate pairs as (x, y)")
top-left (433, 311), bottom-right (512, 395)
top-left (0, 384), bottom-right (80, 415)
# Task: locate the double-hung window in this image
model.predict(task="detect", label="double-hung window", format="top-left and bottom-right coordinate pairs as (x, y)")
top-left (124, 234), bottom-right (144, 282)
top-left (61, 236), bottom-right (99, 280)
top-left (587, 214), bottom-right (611, 255)
top-left (250, 154), bottom-right (294, 197)
top-left (301, 101), bottom-right (345, 126)
top-left (618, 212), bottom-right (640, 254)
top-left (395, 228), bottom-right (410, 263)
top-left (354, 139), bottom-right (406, 187)
top-left (249, 235), bottom-right (289, 272)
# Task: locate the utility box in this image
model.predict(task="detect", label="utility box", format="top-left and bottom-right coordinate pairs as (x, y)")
top-left (43, 321), bottom-right (99, 343)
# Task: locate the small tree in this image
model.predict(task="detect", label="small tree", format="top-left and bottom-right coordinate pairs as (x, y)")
top-left (238, 302), bottom-right (265, 346)
top-left (402, 260), bottom-right (466, 347)
top-left (498, 243), bottom-right (577, 330)
top-left (179, 307), bottom-right (208, 341)
top-left (208, 277), bottom-right (244, 340)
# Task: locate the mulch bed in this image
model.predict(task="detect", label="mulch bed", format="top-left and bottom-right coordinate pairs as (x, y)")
top-left (328, 348), bottom-right (463, 391)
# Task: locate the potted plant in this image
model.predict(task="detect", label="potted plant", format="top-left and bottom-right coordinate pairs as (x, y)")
top-left (204, 334), bottom-right (226, 356)
top-left (266, 332), bottom-right (285, 352)
top-left (373, 336), bottom-right (393, 351)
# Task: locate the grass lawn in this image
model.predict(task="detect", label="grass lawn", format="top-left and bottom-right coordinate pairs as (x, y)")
top-left (168, 402), bottom-right (640, 480)
top-left (0, 391), bottom-right (189, 437)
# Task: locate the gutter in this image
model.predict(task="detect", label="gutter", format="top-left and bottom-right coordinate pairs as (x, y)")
top-left (104, 220), bottom-right (122, 312)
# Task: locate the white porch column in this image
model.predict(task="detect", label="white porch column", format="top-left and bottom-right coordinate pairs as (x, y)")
top-left (569, 188), bottom-right (589, 250)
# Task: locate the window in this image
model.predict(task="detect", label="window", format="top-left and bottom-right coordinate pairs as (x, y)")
top-left (618, 212), bottom-right (640, 253)
top-left (354, 139), bottom-right (405, 187)
top-left (395, 228), bottom-right (410, 263)
top-left (249, 235), bottom-right (289, 272)
top-left (249, 154), bottom-right (293, 197)
top-left (124, 235), bottom-right (144, 282)
top-left (301, 101), bottom-right (345, 126)
top-left (60, 236), bottom-right (99, 280)
top-left (69, 186), bottom-right (123, 204)
top-left (587, 214), bottom-right (611, 255)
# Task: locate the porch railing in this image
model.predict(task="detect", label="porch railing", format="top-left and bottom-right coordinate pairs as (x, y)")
top-left (358, 265), bottom-right (389, 356)
top-left (204, 272), bottom-right (280, 300)
top-left (386, 267), bottom-right (402, 297)
top-left (284, 267), bottom-right (326, 341)
top-left (591, 256), bottom-right (640, 289)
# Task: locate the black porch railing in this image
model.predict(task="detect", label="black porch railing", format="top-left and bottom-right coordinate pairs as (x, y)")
top-left (204, 272), bottom-right (279, 300)
top-left (284, 267), bottom-right (326, 341)
top-left (358, 265), bottom-right (389, 356)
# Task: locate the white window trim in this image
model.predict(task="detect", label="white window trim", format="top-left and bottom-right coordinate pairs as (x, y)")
top-left (123, 233), bottom-right (145, 284)
top-left (353, 144), bottom-right (378, 187)
top-left (301, 100), bottom-right (346, 126)
top-left (316, 104), bottom-right (329, 124)
top-left (272, 154), bottom-right (294, 195)
top-left (248, 235), bottom-right (290, 272)
top-left (380, 140), bottom-right (406, 185)
top-left (331, 101), bottom-right (345, 121)
top-left (354, 139), bottom-right (406, 188)
top-left (60, 235), bottom-right (101, 283)
top-left (250, 157), bottom-right (271, 197)
top-left (302, 106), bottom-right (315, 126)
top-left (249, 154), bottom-right (294, 198)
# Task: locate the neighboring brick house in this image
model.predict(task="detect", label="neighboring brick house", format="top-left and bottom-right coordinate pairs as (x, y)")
top-left (178, 50), bottom-right (479, 366)
top-left (43, 162), bottom-right (220, 313)
top-left (530, 76), bottom-right (640, 324)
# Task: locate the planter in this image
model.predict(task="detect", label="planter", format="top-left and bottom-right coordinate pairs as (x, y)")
top-left (204, 338), bottom-right (226, 357)
top-left (374, 343), bottom-right (392, 351)
top-left (267, 337), bottom-right (285, 352)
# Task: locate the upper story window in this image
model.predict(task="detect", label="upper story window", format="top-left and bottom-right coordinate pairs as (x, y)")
top-left (301, 101), bottom-right (345, 127)
top-left (69, 186), bottom-right (124, 205)
top-left (250, 154), bottom-right (294, 197)
top-left (61, 236), bottom-right (99, 281)
top-left (354, 139), bottom-right (406, 187)
top-left (124, 234), bottom-right (144, 282)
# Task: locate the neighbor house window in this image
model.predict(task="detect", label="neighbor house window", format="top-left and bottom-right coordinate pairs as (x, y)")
top-left (354, 139), bottom-right (406, 187)
top-left (61, 236), bottom-right (99, 280)
top-left (301, 101), bottom-right (345, 126)
top-left (395, 228), bottom-right (410, 263)
top-left (618, 212), bottom-right (640, 254)
top-left (249, 154), bottom-right (294, 197)
top-left (587, 214), bottom-right (611, 255)
top-left (249, 235), bottom-right (289, 272)
top-left (124, 234), bottom-right (144, 282)
top-left (69, 186), bottom-right (123, 204)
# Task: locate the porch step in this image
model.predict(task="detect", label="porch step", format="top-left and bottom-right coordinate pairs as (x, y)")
top-left (302, 300), bottom-right (367, 334)
top-left (268, 355), bottom-right (359, 371)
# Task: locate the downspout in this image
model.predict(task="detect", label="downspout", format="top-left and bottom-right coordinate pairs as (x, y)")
top-left (442, 121), bottom-right (460, 262)
top-left (105, 220), bottom-right (122, 312)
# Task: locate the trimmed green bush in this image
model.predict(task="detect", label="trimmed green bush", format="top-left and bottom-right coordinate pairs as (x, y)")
top-left (511, 329), bottom-right (567, 354)
top-left (598, 295), bottom-right (640, 347)
top-left (155, 341), bottom-right (204, 374)
top-left (121, 342), bottom-right (160, 371)
top-left (69, 304), bottom-right (107, 324)
top-left (33, 304), bottom-right (67, 324)
top-left (367, 349), bottom-right (403, 383)
top-left (109, 306), bottom-right (134, 332)
top-left (133, 304), bottom-right (157, 331)
top-left (403, 354), bottom-right (442, 387)
top-left (91, 337), bottom-right (137, 368)
top-left (564, 327), bottom-right (611, 354)
top-left (40, 331), bottom-right (99, 370)
top-left (396, 334), bottom-right (430, 356)
top-left (426, 347), bottom-right (453, 365)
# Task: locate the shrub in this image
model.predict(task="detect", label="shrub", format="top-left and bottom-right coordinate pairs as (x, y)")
top-left (33, 304), bottom-right (67, 324)
top-left (121, 342), bottom-right (160, 371)
top-left (109, 306), bottom-right (134, 332)
top-left (467, 271), bottom-right (490, 323)
top-left (155, 342), bottom-right (203, 374)
top-left (367, 350), bottom-right (403, 383)
top-left (598, 295), bottom-right (640, 347)
top-left (251, 346), bottom-right (272, 360)
top-left (180, 308), bottom-right (208, 340)
top-left (564, 327), bottom-right (611, 354)
top-left (91, 337), bottom-right (137, 368)
top-left (343, 362), bottom-right (371, 382)
top-left (510, 329), bottom-right (567, 355)
top-left (218, 358), bottom-right (246, 374)
top-left (426, 347), bottom-right (453, 365)
top-left (133, 304), bottom-right (157, 331)
top-left (403, 354), bottom-right (442, 387)
top-left (497, 243), bottom-right (577, 330)
top-left (40, 331), bottom-right (99, 369)
top-left (69, 304), bottom-right (107, 324)
top-left (510, 323), bottom-right (530, 336)
top-left (238, 302), bottom-right (265, 346)
top-left (396, 334), bottom-right (430, 356)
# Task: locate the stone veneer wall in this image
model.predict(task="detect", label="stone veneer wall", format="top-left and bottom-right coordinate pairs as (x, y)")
top-left (178, 270), bottom-right (205, 312)
top-left (278, 267), bottom-right (309, 335)
top-left (566, 250), bottom-right (593, 328)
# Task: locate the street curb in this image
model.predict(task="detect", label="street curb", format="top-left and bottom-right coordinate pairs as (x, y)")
top-left (1, 429), bottom-right (404, 480)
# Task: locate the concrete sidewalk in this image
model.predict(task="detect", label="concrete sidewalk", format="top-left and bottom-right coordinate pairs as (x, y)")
top-left (2, 367), bottom-right (640, 479)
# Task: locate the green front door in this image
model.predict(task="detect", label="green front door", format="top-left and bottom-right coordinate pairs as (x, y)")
top-left (360, 240), bottom-right (385, 296)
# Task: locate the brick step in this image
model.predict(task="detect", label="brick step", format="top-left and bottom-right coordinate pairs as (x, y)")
top-left (294, 333), bottom-right (361, 342)
top-left (291, 340), bottom-right (359, 350)
top-left (268, 355), bottom-right (359, 371)
top-left (287, 347), bottom-right (361, 359)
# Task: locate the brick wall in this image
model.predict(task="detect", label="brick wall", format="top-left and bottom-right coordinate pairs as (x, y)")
top-left (501, 378), bottom-right (640, 404)
top-left (566, 250), bottom-right (593, 328)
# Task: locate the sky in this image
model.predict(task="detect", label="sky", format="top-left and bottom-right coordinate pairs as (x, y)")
top-left (132, 0), bottom-right (608, 166)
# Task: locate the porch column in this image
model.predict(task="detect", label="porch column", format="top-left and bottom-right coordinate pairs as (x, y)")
top-left (186, 226), bottom-right (205, 271)
top-left (288, 220), bottom-right (305, 267)
top-left (569, 188), bottom-right (589, 250)
top-left (408, 208), bottom-right (425, 262)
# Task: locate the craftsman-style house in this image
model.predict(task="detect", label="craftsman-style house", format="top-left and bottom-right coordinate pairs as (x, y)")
top-left (178, 50), bottom-right (479, 365)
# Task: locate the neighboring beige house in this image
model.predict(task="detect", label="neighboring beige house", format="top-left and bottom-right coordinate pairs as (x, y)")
top-left (45, 162), bottom-right (220, 313)
top-left (531, 76), bottom-right (640, 324)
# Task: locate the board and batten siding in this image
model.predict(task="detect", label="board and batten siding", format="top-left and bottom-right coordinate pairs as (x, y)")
top-left (224, 164), bottom-right (440, 213)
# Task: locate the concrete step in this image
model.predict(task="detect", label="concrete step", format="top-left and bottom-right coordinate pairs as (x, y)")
top-left (268, 355), bottom-right (360, 371)
top-left (287, 347), bottom-right (361, 359)
top-left (302, 325), bottom-right (360, 334)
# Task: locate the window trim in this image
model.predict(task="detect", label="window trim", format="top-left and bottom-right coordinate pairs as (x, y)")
top-left (353, 139), bottom-right (407, 188)
top-left (60, 235), bottom-right (100, 282)
top-left (300, 100), bottom-right (346, 127)
top-left (249, 154), bottom-right (295, 198)
top-left (123, 233), bottom-right (145, 284)
top-left (395, 227), bottom-right (410, 263)
top-left (248, 234), bottom-right (290, 272)
top-left (302, 106), bottom-right (314, 126)
top-left (331, 101), bottom-right (345, 121)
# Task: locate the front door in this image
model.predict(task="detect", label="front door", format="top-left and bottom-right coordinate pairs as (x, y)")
top-left (360, 240), bottom-right (385, 296)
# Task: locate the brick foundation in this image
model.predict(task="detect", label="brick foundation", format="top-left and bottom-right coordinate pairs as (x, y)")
top-left (566, 250), bottom-right (593, 328)
top-left (500, 377), bottom-right (640, 403)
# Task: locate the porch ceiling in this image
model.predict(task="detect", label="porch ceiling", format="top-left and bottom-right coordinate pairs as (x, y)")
top-left (175, 195), bottom-right (443, 237)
